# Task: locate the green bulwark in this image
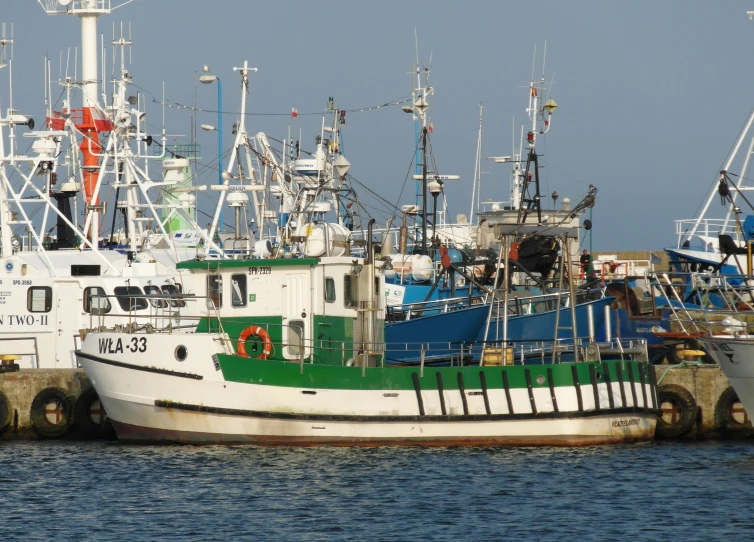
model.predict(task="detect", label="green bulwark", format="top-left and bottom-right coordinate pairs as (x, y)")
top-left (217, 355), bottom-right (651, 393)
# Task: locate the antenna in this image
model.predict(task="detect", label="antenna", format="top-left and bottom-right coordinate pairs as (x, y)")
top-left (414, 27), bottom-right (419, 66)
top-left (542, 40), bottom-right (547, 80)
top-left (0, 22), bottom-right (13, 70)
top-left (426, 50), bottom-right (433, 87)
top-left (530, 43), bottom-right (537, 81)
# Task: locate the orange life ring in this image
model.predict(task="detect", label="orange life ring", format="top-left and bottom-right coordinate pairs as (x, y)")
top-left (237, 326), bottom-right (272, 360)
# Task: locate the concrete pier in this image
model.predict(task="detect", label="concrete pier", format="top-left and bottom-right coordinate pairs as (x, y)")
top-left (652, 363), bottom-right (753, 439)
top-left (0, 370), bottom-right (96, 440)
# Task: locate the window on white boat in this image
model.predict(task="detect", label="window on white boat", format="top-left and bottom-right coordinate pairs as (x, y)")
top-left (113, 286), bottom-right (148, 311)
top-left (344, 275), bottom-right (358, 308)
top-left (207, 274), bottom-right (223, 309)
top-left (288, 320), bottom-right (304, 357)
top-left (325, 277), bottom-right (336, 303)
top-left (144, 285), bottom-right (168, 308)
top-left (231, 274), bottom-right (247, 307)
top-left (83, 287), bottom-right (111, 314)
top-left (27, 287), bottom-right (52, 313)
top-left (161, 284), bottom-right (186, 307)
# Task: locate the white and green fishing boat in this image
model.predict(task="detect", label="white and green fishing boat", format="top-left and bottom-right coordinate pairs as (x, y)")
top-left (75, 223), bottom-right (659, 446)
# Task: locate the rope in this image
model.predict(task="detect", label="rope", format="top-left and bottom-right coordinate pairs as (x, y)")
top-left (656, 359), bottom-right (705, 385)
top-left (131, 83), bottom-right (412, 118)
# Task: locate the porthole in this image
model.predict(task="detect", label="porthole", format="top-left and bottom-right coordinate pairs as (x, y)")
top-left (536, 375), bottom-right (546, 385)
top-left (175, 345), bottom-right (188, 362)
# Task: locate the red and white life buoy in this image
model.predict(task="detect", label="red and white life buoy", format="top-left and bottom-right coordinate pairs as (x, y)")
top-left (237, 326), bottom-right (272, 360)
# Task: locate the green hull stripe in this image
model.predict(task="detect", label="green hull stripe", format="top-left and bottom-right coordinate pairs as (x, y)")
top-left (218, 355), bottom-right (650, 392)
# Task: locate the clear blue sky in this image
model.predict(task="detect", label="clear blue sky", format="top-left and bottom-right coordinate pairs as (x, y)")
top-left (4, 0), bottom-right (754, 252)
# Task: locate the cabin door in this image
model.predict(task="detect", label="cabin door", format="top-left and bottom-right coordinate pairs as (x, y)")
top-left (282, 273), bottom-right (310, 360)
top-left (55, 283), bottom-right (82, 368)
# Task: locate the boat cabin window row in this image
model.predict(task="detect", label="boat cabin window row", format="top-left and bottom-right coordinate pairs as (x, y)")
top-left (207, 274), bottom-right (250, 309)
top-left (203, 274), bottom-right (364, 311)
top-left (82, 283), bottom-right (185, 314)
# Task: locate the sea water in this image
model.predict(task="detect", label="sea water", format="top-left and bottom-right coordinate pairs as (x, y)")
top-left (1, 440), bottom-right (753, 541)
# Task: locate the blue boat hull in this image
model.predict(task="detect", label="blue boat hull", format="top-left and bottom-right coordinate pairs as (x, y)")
top-left (478, 297), bottom-right (614, 343)
top-left (665, 248), bottom-right (739, 275)
top-left (384, 303), bottom-right (490, 363)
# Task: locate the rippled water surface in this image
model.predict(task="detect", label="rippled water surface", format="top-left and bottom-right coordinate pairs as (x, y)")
top-left (1, 440), bottom-right (754, 541)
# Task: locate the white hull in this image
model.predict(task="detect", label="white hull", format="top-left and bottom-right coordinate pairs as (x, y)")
top-left (78, 333), bottom-right (657, 446)
top-left (0, 249), bottom-right (202, 369)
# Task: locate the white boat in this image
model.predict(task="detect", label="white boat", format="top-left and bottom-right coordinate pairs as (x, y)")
top-left (75, 230), bottom-right (658, 446)
top-left (665, 108), bottom-right (754, 275)
top-left (698, 335), bottom-right (754, 420)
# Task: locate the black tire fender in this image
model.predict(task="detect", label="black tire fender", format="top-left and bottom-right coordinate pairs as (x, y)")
top-left (75, 387), bottom-right (115, 440)
top-left (655, 384), bottom-right (697, 439)
top-left (714, 386), bottom-right (754, 439)
top-left (0, 390), bottom-right (11, 437)
top-left (30, 387), bottom-right (74, 439)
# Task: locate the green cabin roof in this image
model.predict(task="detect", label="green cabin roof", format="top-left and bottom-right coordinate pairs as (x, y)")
top-left (177, 257), bottom-right (320, 270)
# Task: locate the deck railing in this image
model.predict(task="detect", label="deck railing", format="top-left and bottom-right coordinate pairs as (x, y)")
top-left (0, 336), bottom-right (41, 368)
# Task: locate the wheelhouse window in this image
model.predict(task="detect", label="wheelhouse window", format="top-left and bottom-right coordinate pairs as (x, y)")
top-left (113, 286), bottom-right (148, 311)
top-left (161, 283), bottom-right (186, 307)
top-left (231, 274), bottom-right (247, 308)
top-left (207, 275), bottom-right (223, 309)
top-left (83, 287), bottom-right (111, 314)
top-left (27, 287), bottom-right (52, 313)
top-left (144, 285), bottom-right (168, 308)
top-left (325, 277), bottom-right (336, 303)
top-left (344, 275), bottom-right (358, 308)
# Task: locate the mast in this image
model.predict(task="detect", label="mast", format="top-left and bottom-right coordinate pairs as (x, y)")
top-left (470, 103), bottom-right (483, 225)
top-left (516, 69), bottom-right (557, 224)
top-left (404, 63), bottom-right (430, 254)
top-left (421, 125), bottom-right (428, 254)
top-left (0, 23), bottom-right (13, 254)
top-left (38, 0), bottom-right (132, 242)
top-left (206, 60), bottom-right (259, 253)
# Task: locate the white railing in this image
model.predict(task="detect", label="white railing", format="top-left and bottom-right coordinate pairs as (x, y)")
top-left (674, 218), bottom-right (744, 249)
top-left (0, 337), bottom-right (40, 368)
